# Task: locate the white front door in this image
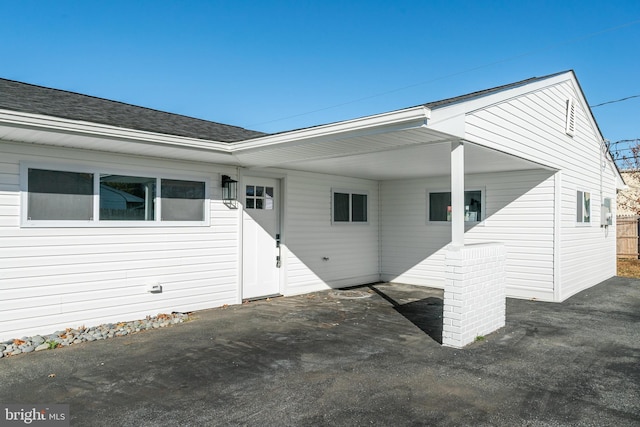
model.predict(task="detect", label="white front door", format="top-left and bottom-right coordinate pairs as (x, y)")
top-left (242, 177), bottom-right (281, 300)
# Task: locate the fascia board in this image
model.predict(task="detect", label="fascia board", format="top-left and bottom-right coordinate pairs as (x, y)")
top-left (0, 109), bottom-right (233, 153)
top-left (231, 106), bottom-right (432, 152)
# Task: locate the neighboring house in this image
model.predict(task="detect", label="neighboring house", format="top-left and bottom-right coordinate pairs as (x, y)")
top-left (0, 70), bottom-right (624, 345)
top-left (617, 171), bottom-right (640, 216)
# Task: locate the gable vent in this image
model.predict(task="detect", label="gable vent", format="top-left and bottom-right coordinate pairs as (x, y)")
top-left (565, 98), bottom-right (576, 137)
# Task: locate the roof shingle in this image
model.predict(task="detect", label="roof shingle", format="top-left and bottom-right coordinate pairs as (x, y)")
top-left (0, 78), bottom-right (266, 142)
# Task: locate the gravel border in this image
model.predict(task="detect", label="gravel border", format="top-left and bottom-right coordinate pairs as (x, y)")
top-left (0, 312), bottom-right (191, 358)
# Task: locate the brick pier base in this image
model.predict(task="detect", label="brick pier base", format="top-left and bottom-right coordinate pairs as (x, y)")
top-left (442, 243), bottom-right (506, 348)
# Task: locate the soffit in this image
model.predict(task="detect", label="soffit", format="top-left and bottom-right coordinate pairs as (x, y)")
top-left (236, 126), bottom-right (553, 180)
top-left (1, 109), bottom-right (553, 180)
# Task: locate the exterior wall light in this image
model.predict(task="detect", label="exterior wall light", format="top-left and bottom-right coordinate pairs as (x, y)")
top-left (222, 175), bottom-right (238, 208)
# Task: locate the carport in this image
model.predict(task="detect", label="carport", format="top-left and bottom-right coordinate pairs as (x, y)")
top-left (232, 105), bottom-right (555, 347)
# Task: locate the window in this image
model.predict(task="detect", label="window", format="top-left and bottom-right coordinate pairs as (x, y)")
top-left (428, 190), bottom-right (482, 222)
top-left (161, 179), bottom-right (205, 221)
top-left (245, 185), bottom-right (274, 210)
top-left (23, 166), bottom-right (207, 226)
top-left (28, 169), bottom-right (94, 220)
top-left (332, 190), bottom-right (368, 223)
top-left (100, 174), bottom-right (155, 221)
top-left (577, 190), bottom-right (591, 223)
top-left (602, 197), bottom-right (613, 226)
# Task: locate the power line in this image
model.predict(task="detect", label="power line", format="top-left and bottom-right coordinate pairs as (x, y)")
top-left (248, 18), bottom-right (640, 128)
top-left (591, 94), bottom-right (640, 108)
top-left (608, 139), bottom-right (640, 147)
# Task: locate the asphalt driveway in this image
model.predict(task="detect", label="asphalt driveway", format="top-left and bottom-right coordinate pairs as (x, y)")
top-left (0, 277), bottom-right (638, 426)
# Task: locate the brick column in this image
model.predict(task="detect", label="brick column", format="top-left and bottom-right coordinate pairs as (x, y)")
top-left (442, 243), bottom-right (506, 348)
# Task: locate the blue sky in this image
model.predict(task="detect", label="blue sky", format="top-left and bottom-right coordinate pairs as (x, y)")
top-left (2, 1), bottom-right (639, 148)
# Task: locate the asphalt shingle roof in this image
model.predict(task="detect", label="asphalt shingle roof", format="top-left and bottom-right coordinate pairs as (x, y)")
top-left (422, 71), bottom-right (570, 109)
top-left (0, 78), bottom-right (266, 142)
top-left (0, 71), bottom-right (573, 143)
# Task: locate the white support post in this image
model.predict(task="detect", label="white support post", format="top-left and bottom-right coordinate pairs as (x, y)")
top-left (451, 140), bottom-right (465, 247)
top-left (444, 140), bottom-right (507, 348)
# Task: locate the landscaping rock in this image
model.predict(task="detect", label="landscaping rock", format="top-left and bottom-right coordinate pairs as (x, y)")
top-left (35, 343), bottom-right (49, 352)
top-left (0, 312), bottom-right (190, 359)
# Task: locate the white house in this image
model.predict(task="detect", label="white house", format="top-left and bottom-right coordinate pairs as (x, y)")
top-left (0, 70), bottom-right (623, 347)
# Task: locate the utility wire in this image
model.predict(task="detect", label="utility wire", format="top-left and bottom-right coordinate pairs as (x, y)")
top-left (590, 94), bottom-right (640, 108)
top-left (608, 139), bottom-right (640, 147)
top-left (248, 18), bottom-right (640, 128)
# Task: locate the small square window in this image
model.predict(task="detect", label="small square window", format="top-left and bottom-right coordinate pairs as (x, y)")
top-left (577, 190), bottom-right (591, 223)
top-left (246, 184), bottom-right (274, 210)
top-left (332, 190), bottom-right (367, 223)
top-left (161, 179), bottom-right (205, 221)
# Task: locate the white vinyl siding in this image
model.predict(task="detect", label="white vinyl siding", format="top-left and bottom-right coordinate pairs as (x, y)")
top-left (381, 170), bottom-right (556, 301)
top-left (461, 79), bottom-right (617, 300)
top-left (283, 171), bottom-right (379, 295)
top-left (0, 142), bottom-right (239, 341)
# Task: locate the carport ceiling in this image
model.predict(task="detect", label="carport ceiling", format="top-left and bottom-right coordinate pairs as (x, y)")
top-left (237, 127), bottom-right (552, 181)
top-left (276, 141), bottom-right (549, 180)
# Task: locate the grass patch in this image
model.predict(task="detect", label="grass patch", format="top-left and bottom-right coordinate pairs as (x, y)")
top-left (617, 258), bottom-right (640, 278)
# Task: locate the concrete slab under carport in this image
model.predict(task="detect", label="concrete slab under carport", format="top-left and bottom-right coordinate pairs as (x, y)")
top-left (0, 277), bottom-right (638, 426)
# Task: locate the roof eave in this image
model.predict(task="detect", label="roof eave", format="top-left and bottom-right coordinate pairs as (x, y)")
top-left (232, 105), bottom-right (432, 151)
top-left (0, 109), bottom-right (233, 153)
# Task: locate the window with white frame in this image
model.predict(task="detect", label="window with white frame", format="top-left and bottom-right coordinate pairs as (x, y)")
top-left (161, 179), bottom-right (206, 221)
top-left (428, 190), bottom-right (482, 222)
top-left (576, 190), bottom-right (591, 223)
top-left (23, 166), bottom-right (207, 226)
top-left (99, 174), bottom-right (156, 221)
top-left (28, 169), bottom-right (94, 220)
top-left (602, 197), bottom-right (613, 226)
top-left (332, 190), bottom-right (368, 223)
